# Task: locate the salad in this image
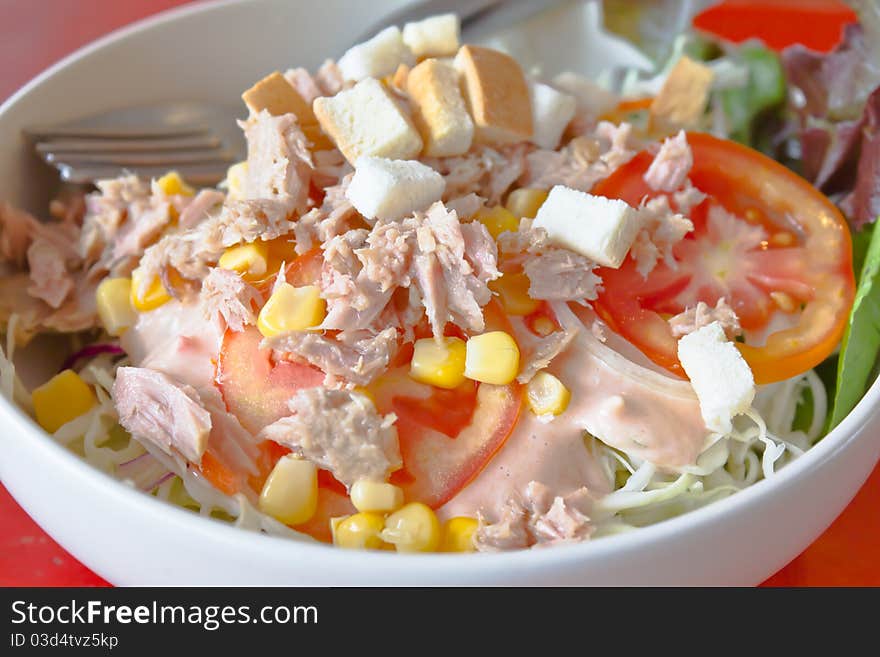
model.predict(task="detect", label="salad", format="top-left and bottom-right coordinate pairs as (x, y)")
top-left (1, 3), bottom-right (878, 554)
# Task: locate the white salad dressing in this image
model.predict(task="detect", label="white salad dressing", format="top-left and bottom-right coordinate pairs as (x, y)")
top-left (441, 302), bottom-right (711, 521)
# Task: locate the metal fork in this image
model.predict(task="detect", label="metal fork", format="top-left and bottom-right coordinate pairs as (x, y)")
top-left (25, 101), bottom-right (246, 186)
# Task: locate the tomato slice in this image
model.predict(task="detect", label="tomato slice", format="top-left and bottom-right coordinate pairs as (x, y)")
top-left (692, 0), bottom-right (856, 53)
top-left (593, 132), bottom-right (855, 384)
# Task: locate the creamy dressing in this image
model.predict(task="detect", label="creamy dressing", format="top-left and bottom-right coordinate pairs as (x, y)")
top-left (441, 303), bottom-right (710, 521)
top-left (120, 299), bottom-right (223, 390)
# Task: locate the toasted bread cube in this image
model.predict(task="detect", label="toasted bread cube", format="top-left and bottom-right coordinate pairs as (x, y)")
top-left (552, 72), bottom-right (620, 118)
top-left (529, 82), bottom-right (576, 149)
top-left (533, 186), bottom-right (640, 268)
top-left (402, 14), bottom-right (460, 59)
top-left (242, 71), bottom-right (316, 123)
top-left (406, 58), bottom-right (474, 157)
top-left (650, 56), bottom-right (715, 128)
top-left (346, 156), bottom-right (446, 222)
top-left (338, 26), bottom-right (415, 82)
top-left (677, 322), bottom-right (755, 434)
top-left (313, 78), bottom-right (423, 165)
top-left (454, 45), bottom-right (532, 145)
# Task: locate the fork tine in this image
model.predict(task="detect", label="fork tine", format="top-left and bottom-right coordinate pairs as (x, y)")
top-left (57, 162), bottom-right (230, 186)
top-left (24, 124), bottom-right (210, 140)
top-left (35, 135), bottom-right (222, 154)
top-left (44, 148), bottom-right (235, 167)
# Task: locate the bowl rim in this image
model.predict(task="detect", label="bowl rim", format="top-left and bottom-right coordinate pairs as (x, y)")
top-left (1, 0), bottom-right (878, 577)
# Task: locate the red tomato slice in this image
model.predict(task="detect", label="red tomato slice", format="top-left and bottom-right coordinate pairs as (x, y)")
top-left (692, 0), bottom-right (856, 53)
top-left (593, 132), bottom-right (854, 384)
top-left (370, 300), bottom-right (523, 508)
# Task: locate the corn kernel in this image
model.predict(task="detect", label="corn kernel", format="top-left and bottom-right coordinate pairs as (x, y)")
top-left (258, 455), bottom-right (318, 525)
top-left (476, 205), bottom-right (519, 239)
top-left (218, 242), bottom-right (269, 280)
top-left (381, 502), bottom-right (441, 552)
top-left (409, 337), bottom-right (467, 389)
top-left (31, 370), bottom-right (97, 434)
top-left (225, 161), bottom-right (248, 200)
top-left (440, 516), bottom-right (478, 552)
top-left (257, 283), bottom-right (326, 338)
top-left (95, 277), bottom-right (136, 336)
top-left (156, 170), bottom-right (195, 197)
top-left (489, 272), bottom-right (540, 316)
top-left (506, 188), bottom-right (548, 219)
top-left (526, 371), bottom-right (571, 416)
top-left (130, 267), bottom-right (172, 312)
top-left (334, 512), bottom-right (390, 550)
top-left (350, 479), bottom-right (404, 513)
top-left (465, 331), bottom-right (520, 385)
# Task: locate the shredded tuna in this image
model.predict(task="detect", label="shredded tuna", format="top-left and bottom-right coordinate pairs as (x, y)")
top-left (240, 110), bottom-right (313, 213)
top-left (49, 191), bottom-right (86, 225)
top-left (644, 130), bottom-right (693, 192)
top-left (27, 237), bottom-right (74, 309)
top-left (426, 144), bottom-right (529, 204)
top-left (474, 481), bottom-right (593, 551)
top-left (258, 388), bottom-right (401, 488)
top-left (284, 67), bottom-right (324, 104)
top-left (669, 298), bottom-right (742, 340)
top-left (523, 249), bottom-right (601, 302)
top-left (113, 367), bottom-right (212, 463)
top-left (294, 175), bottom-right (356, 254)
top-left (314, 59), bottom-right (346, 97)
top-left (630, 195), bottom-right (694, 277)
top-left (265, 327), bottom-right (398, 387)
top-left (320, 202), bottom-right (499, 337)
top-left (178, 189), bottom-right (225, 229)
top-left (525, 122), bottom-right (637, 192)
top-left (199, 268), bottom-right (261, 332)
top-left (445, 193), bottom-right (485, 220)
top-left (517, 327), bottom-right (578, 383)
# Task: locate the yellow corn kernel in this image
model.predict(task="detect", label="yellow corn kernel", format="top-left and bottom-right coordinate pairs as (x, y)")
top-left (465, 331), bottom-right (520, 385)
top-left (218, 242), bottom-right (269, 280)
top-left (155, 170), bottom-right (195, 197)
top-left (489, 272), bottom-right (540, 316)
top-left (505, 188), bottom-right (548, 219)
top-left (476, 205), bottom-right (519, 240)
top-left (130, 267), bottom-right (172, 312)
top-left (381, 502), bottom-right (441, 552)
top-left (439, 516), bottom-right (478, 552)
top-left (526, 371), bottom-right (571, 416)
top-left (95, 277), bottom-right (136, 336)
top-left (258, 455), bottom-right (318, 525)
top-left (225, 161), bottom-right (249, 200)
top-left (334, 512), bottom-right (390, 550)
top-left (257, 283), bottom-right (326, 338)
top-left (409, 336), bottom-right (467, 389)
top-left (31, 370), bottom-right (97, 434)
top-left (350, 479), bottom-right (404, 513)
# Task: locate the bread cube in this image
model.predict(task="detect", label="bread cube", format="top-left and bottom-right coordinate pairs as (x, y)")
top-left (338, 26), bottom-right (415, 82)
top-left (454, 45), bottom-right (532, 145)
top-left (677, 322), bottom-right (755, 434)
top-left (406, 58), bottom-right (474, 157)
top-left (346, 156), bottom-right (446, 222)
top-left (402, 14), bottom-right (460, 59)
top-left (313, 78), bottom-right (423, 164)
top-left (650, 56), bottom-right (715, 128)
top-left (533, 185), bottom-right (640, 268)
top-left (529, 82), bottom-right (576, 150)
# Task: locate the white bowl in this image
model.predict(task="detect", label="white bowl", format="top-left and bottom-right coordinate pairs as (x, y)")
top-left (2, 0), bottom-right (879, 586)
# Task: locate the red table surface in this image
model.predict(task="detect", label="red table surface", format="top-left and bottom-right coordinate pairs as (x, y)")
top-left (1, 0), bottom-right (878, 587)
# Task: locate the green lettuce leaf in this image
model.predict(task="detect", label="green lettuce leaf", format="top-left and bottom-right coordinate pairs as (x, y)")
top-left (720, 46), bottom-right (785, 146)
top-left (829, 220), bottom-right (880, 428)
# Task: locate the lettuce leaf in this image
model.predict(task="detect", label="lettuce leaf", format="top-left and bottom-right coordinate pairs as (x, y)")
top-left (829, 220), bottom-right (880, 429)
top-left (720, 47), bottom-right (785, 146)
